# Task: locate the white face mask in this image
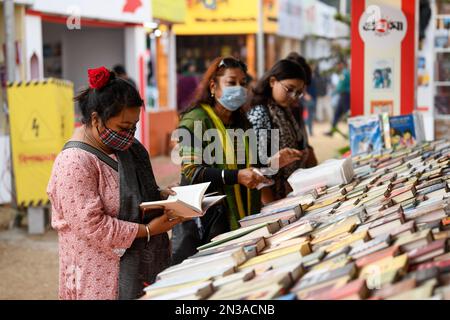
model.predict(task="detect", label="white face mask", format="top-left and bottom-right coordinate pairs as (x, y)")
top-left (217, 86), bottom-right (248, 112)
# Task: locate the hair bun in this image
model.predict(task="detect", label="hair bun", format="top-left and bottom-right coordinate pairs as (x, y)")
top-left (88, 66), bottom-right (111, 90)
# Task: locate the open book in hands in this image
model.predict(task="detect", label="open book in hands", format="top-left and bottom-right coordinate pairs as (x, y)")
top-left (140, 182), bottom-right (226, 218)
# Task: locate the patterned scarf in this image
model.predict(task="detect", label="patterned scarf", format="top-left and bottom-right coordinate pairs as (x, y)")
top-left (267, 102), bottom-right (304, 198)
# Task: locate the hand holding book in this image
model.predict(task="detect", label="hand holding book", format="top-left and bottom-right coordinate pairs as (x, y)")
top-left (140, 182), bottom-right (226, 218)
top-left (147, 210), bottom-right (183, 235)
top-left (238, 168), bottom-right (274, 190)
top-left (135, 209), bottom-right (184, 241)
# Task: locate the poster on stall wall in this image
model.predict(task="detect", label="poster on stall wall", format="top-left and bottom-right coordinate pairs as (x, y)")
top-left (371, 100), bottom-right (394, 115)
top-left (7, 79), bottom-right (74, 207)
top-left (352, 0), bottom-right (418, 117)
top-left (173, 0), bottom-right (278, 35)
top-left (417, 56), bottom-right (430, 87)
top-left (372, 59), bottom-right (394, 91)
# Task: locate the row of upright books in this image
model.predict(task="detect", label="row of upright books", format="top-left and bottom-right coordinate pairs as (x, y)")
top-left (141, 139), bottom-right (450, 300)
top-left (349, 112), bottom-right (426, 156)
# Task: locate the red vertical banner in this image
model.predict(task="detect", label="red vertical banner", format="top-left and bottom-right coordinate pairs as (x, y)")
top-left (351, 0), bottom-right (417, 117)
top-left (351, 0), bottom-right (365, 117)
top-left (401, 0), bottom-right (417, 115)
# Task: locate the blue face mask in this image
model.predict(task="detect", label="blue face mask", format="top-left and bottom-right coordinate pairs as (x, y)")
top-left (217, 86), bottom-right (247, 112)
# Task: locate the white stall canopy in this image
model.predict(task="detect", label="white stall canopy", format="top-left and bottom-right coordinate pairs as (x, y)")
top-left (31, 0), bottom-right (152, 24)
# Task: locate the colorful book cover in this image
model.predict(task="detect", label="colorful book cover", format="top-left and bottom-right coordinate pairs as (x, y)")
top-left (389, 114), bottom-right (417, 148)
top-left (349, 115), bottom-right (383, 156)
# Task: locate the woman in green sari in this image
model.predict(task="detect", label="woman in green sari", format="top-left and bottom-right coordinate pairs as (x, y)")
top-left (170, 57), bottom-right (284, 265)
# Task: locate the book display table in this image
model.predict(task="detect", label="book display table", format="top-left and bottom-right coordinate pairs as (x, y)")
top-left (143, 140), bottom-right (450, 300)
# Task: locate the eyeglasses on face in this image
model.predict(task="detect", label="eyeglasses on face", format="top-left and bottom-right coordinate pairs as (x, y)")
top-left (278, 81), bottom-right (304, 99)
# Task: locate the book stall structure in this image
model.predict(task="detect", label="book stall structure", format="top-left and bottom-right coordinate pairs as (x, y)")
top-left (142, 139), bottom-right (450, 300)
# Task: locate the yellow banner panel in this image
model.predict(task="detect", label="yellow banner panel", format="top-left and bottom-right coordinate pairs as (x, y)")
top-left (173, 0), bottom-right (278, 35)
top-left (7, 79), bottom-right (74, 207)
top-left (152, 0), bottom-right (187, 23)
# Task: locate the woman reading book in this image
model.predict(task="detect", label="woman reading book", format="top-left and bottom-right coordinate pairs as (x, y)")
top-left (247, 59), bottom-right (318, 204)
top-left (171, 57), bottom-right (301, 265)
top-left (47, 67), bottom-right (183, 300)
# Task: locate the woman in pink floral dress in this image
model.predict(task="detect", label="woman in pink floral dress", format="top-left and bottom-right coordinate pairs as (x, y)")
top-left (47, 67), bottom-right (182, 300)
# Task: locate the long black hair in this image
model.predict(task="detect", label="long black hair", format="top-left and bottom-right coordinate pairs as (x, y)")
top-left (250, 59), bottom-right (306, 108)
top-left (75, 71), bottom-right (143, 126)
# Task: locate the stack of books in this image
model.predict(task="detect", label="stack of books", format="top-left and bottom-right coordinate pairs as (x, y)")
top-left (141, 140), bottom-right (450, 300)
top-left (287, 158), bottom-right (355, 195)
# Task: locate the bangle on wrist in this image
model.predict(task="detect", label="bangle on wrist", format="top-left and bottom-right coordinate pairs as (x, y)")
top-left (145, 224), bottom-right (151, 243)
top-left (221, 170), bottom-right (226, 184)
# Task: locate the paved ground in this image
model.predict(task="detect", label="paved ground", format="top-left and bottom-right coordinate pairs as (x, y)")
top-left (0, 228), bottom-right (59, 300)
top-left (308, 122), bottom-right (350, 163)
top-left (0, 121), bottom-right (348, 300)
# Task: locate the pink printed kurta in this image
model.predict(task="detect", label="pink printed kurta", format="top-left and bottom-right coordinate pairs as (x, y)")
top-left (47, 148), bottom-right (139, 300)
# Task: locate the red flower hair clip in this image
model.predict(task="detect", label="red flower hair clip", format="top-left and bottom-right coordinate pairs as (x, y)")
top-left (88, 66), bottom-right (111, 90)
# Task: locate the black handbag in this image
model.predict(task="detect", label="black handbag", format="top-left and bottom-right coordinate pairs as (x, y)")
top-left (170, 168), bottom-right (230, 265)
